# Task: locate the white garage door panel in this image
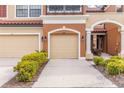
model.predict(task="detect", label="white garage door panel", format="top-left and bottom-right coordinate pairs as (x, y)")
top-left (50, 34), bottom-right (78, 59)
top-left (0, 35), bottom-right (38, 57)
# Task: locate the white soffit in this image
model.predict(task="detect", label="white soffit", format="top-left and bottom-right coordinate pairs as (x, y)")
top-left (41, 15), bottom-right (89, 24)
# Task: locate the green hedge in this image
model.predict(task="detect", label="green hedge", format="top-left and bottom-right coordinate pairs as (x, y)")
top-left (21, 52), bottom-right (48, 65)
top-left (14, 51), bottom-right (48, 82)
top-left (107, 62), bottom-right (120, 75)
top-left (14, 60), bottom-right (39, 82)
top-left (110, 56), bottom-right (122, 60)
top-left (93, 56), bottom-right (124, 75)
top-left (93, 56), bottom-right (105, 66)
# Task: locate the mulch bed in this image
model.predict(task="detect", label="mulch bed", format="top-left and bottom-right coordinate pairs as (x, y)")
top-left (1, 62), bottom-right (48, 88)
top-left (93, 65), bottom-right (124, 87)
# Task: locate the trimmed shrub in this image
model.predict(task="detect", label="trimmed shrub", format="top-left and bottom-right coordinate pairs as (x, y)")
top-left (106, 62), bottom-right (120, 75)
top-left (14, 61), bottom-right (39, 82)
top-left (118, 63), bottom-right (124, 73)
top-left (105, 56), bottom-right (124, 75)
top-left (104, 59), bottom-right (118, 66)
top-left (110, 56), bottom-right (122, 60)
top-left (93, 56), bottom-right (105, 66)
top-left (14, 51), bottom-right (48, 82)
top-left (40, 50), bottom-right (48, 57)
top-left (21, 52), bottom-right (48, 65)
top-left (93, 55), bottom-right (124, 75)
top-left (104, 56), bottom-right (124, 66)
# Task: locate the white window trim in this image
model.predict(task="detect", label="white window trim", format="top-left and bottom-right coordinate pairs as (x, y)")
top-left (15, 5), bottom-right (42, 18)
top-left (47, 5), bottom-right (82, 13)
top-left (42, 5), bottom-right (44, 15)
top-left (0, 5), bottom-right (8, 19)
top-left (0, 33), bottom-right (41, 52)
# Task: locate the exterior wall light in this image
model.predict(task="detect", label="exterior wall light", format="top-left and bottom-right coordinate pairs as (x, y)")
top-left (41, 36), bottom-right (47, 41)
top-left (81, 36), bottom-right (84, 40)
top-left (44, 36), bottom-right (47, 41)
top-left (41, 36), bottom-right (44, 41)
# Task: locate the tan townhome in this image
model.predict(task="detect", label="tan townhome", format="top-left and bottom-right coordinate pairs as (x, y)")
top-left (0, 5), bottom-right (124, 59)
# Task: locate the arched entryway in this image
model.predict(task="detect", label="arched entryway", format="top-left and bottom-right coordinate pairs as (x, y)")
top-left (86, 19), bottom-right (124, 57)
top-left (48, 28), bottom-right (80, 59)
top-left (91, 23), bottom-right (121, 56)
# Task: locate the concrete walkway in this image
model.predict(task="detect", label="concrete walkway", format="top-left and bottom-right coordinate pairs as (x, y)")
top-left (0, 58), bottom-right (19, 87)
top-left (33, 59), bottom-right (117, 88)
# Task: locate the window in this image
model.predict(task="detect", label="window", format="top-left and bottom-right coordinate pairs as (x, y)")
top-left (16, 5), bottom-right (28, 17)
top-left (116, 5), bottom-right (122, 12)
top-left (87, 5), bottom-right (104, 8)
top-left (87, 5), bottom-right (96, 8)
top-left (0, 5), bottom-right (7, 17)
top-left (95, 5), bottom-right (104, 9)
top-left (48, 5), bottom-right (64, 12)
top-left (16, 5), bottom-right (41, 17)
top-left (47, 5), bottom-right (81, 13)
top-left (65, 5), bottom-right (81, 12)
top-left (29, 5), bottom-right (41, 17)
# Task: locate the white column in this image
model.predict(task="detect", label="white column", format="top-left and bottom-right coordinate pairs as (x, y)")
top-left (120, 31), bottom-right (124, 55)
top-left (86, 29), bottom-right (93, 60)
top-left (86, 30), bottom-right (92, 54)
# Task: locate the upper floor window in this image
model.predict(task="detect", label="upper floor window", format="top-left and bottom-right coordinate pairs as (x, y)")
top-left (48, 5), bottom-right (64, 12)
top-left (47, 5), bottom-right (81, 13)
top-left (87, 5), bottom-right (105, 10)
top-left (65, 5), bottom-right (81, 12)
top-left (0, 5), bottom-right (7, 17)
top-left (29, 5), bottom-right (41, 17)
top-left (116, 5), bottom-right (122, 12)
top-left (16, 5), bottom-right (28, 17)
top-left (16, 5), bottom-right (41, 17)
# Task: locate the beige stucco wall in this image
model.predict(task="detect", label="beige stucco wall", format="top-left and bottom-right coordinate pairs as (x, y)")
top-left (5, 5), bottom-right (42, 20)
top-left (0, 27), bottom-right (43, 50)
top-left (86, 12), bottom-right (124, 28)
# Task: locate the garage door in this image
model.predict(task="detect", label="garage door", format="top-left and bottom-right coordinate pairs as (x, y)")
top-left (0, 35), bottom-right (39, 57)
top-left (50, 34), bottom-right (78, 59)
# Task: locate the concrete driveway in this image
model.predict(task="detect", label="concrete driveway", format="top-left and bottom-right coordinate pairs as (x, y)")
top-left (33, 59), bottom-right (117, 88)
top-left (0, 58), bottom-right (19, 87)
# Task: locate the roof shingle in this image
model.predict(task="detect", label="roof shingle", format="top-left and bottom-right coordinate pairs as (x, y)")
top-left (0, 20), bottom-right (43, 25)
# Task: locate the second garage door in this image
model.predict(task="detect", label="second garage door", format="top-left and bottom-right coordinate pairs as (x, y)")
top-left (50, 34), bottom-right (78, 59)
top-left (0, 35), bottom-right (39, 58)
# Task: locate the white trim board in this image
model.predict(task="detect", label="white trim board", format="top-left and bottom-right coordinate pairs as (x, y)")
top-left (43, 20), bottom-right (86, 24)
top-left (48, 28), bottom-right (81, 59)
top-left (41, 15), bottom-right (89, 24)
top-left (0, 33), bottom-right (41, 52)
